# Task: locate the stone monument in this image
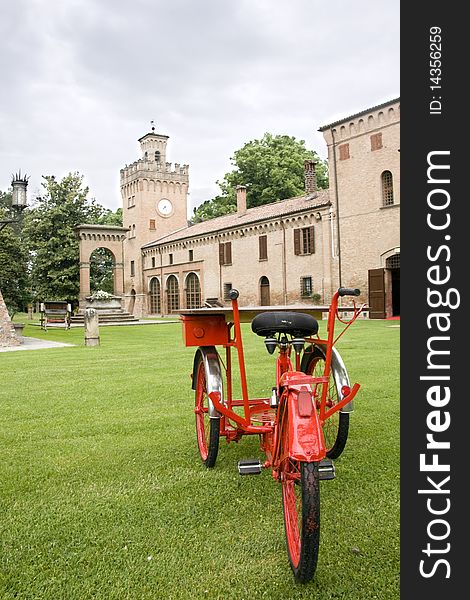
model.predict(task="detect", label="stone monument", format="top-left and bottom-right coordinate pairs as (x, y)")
top-left (0, 290), bottom-right (20, 347)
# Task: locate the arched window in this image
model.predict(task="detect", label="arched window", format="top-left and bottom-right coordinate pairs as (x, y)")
top-left (149, 277), bottom-right (161, 314)
top-left (166, 275), bottom-right (179, 313)
top-left (155, 150), bottom-right (161, 162)
top-left (185, 273), bottom-right (201, 309)
top-left (381, 171), bottom-right (394, 206)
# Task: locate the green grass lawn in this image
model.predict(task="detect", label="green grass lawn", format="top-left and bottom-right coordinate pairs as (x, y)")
top-left (0, 319), bottom-right (399, 599)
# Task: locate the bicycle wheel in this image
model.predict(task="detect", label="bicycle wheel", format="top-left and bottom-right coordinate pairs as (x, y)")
top-left (194, 357), bottom-right (220, 468)
top-left (301, 346), bottom-right (349, 459)
top-left (280, 447), bottom-right (320, 583)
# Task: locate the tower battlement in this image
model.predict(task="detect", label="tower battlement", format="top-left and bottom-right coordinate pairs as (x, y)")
top-left (120, 160), bottom-right (189, 183)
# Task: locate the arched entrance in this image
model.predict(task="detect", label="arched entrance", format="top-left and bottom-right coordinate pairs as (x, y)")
top-left (259, 276), bottom-right (270, 306)
top-left (76, 224), bottom-right (128, 309)
top-left (129, 289), bottom-right (136, 314)
top-left (90, 247), bottom-right (115, 295)
top-left (185, 273), bottom-right (201, 309)
top-left (166, 275), bottom-right (180, 313)
top-left (149, 277), bottom-right (161, 314)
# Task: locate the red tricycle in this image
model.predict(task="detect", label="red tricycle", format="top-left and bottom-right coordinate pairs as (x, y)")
top-left (180, 288), bottom-right (364, 583)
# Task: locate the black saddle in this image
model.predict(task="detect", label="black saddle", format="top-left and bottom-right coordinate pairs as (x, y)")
top-left (251, 311), bottom-right (318, 338)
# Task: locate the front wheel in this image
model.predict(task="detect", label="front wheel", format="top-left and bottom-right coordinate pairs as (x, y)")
top-left (301, 346), bottom-right (350, 459)
top-left (194, 358), bottom-right (220, 468)
top-left (281, 458), bottom-right (321, 583)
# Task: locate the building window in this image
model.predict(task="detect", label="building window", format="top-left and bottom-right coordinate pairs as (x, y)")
top-left (149, 219), bottom-right (156, 230)
top-left (166, 275), bottom-right (179, 312)
top-left (151, 256), bottom-right (156, 268)
top-left (371, 132), bottom-right (383, 151)
top-left (259, 276), bottom-right (270, 306)
top-left (155, 150), bottom-right (161, 162)
top-left (219, 241), bottom-right (232, 266)
top-left (130, 260), bottom-right (135, 277)
top-left (386, 254), bottom-right (400, 270)
top-left (300, 276), bottom-right (313, 298)
top-left (189, 249), bottom-right (194, 262)
top-left (149, 277), bottom-right (161, 314)
top-left (185, 273), bottom-right (201, 309)
top-left (294, 226), bottom-right (315, 255)
top-left (223, 283), bottom-right (232, 301)
top-left (339, 143), bottom-right (350, 160)
top-left (259, 235), bottom-right (267, 261)
top-left (381, 171), bottom-right (394, 206)
top-left (169, 253), bottom-right (173, 265)
top-left (127, 196), bottom-right (135, 208)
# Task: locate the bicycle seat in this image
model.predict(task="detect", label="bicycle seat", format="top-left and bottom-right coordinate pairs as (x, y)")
top-left (251, 311), bottom-right (318, 338)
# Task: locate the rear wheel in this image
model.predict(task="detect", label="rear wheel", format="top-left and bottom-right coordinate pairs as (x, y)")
top-left (301, 346), bottom-right (349, 459)
top-left (194, 359), bottom-right (220, 468)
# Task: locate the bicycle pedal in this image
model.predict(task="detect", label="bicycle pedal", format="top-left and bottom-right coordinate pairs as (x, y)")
top-left (238, 459), bottom-right (262, 475)
top-left (318, 458), bottom-right (336, 480)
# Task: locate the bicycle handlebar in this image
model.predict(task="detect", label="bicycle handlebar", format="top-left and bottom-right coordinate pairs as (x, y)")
top-left (338, 287), bottom-right (360, 297)
top-left (229, 289), bottom-right (240, 300)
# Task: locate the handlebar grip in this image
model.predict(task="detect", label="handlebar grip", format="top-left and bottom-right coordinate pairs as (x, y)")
top-left (228, 289), bottom-right (239, 300)
top-left (338, 287), bottom-right (360, 297)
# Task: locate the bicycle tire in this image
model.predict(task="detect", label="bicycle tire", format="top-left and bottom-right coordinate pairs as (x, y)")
top-left (281, 455), bottom-right (321, 583)
top-left (194, 357), bottom-right (220, 468)
top-left (301, 346), bottom-right (350, 459)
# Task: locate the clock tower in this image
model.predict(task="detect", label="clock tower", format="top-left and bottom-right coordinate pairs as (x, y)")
top-left (120, 128), bottom-right (189, 315)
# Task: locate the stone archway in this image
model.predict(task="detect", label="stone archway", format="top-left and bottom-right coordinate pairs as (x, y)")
top-left (75, 224), bottom-right (129, 309)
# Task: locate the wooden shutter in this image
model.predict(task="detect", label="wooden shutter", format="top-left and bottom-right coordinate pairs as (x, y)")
top-left (219, 243), bottom-right (225, 265)
top-left (259, 235), bottom-right (267, 260)
top-left (368, 268), bottom-right (386, 319)
top-left (294, 229), bottom-right (301, 255)
top-left (225, 242), bottom-right (232, 265)
top-left (309, 226), bottom-right (315, 254)
top-left (371, 133), bottom-right (383, 151)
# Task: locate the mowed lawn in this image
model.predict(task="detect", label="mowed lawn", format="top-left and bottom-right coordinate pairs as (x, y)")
top-left (0, 319), bottom-right (399, 600)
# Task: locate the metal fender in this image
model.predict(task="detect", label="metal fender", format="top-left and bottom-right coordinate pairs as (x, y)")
top-left (311, 344), bottom-right (354, 413)
top-left (191, 346), bottom-right (223, 418)
top-left (285, 383), bottom-right (326, 462)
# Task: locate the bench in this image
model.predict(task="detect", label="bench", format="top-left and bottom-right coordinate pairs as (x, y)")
top-left (40, 301), bottom-right (71, 331)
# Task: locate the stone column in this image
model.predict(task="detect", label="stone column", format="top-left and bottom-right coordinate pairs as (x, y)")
top-left (79, 261), bottom-right (91, 309)
top-left (114, 262), bottom-right (124, 296)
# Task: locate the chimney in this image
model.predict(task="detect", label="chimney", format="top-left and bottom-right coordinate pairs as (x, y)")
top-left (304, 160), bottom-right (317, 194)
top-left (236, 185), bottom-right (247, 215)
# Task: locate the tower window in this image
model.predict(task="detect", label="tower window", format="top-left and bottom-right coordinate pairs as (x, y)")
top-left (155, 151), bottom-right (161, 162)
top-left (149, 219), bottom-right (156, 230)
top-left (130, 261), bottom-right (135, 277)
top-left (381, 171), bottom-right (394, 206)
top-left (339, 143), bottom-right (350, 160)
top-left (371, 133), bottom-right (383, 151)
top-left (189, 249), bottom-right (194, 262)
top-left (169, 253), bottom-right (173, 265)
top-left (151, 256), bottom-right (156, 268)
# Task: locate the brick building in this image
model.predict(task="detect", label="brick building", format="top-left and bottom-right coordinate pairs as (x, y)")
top-left (78, 98), bottom-right (400, 318)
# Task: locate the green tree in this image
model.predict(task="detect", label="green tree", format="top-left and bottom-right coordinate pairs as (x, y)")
top-left (24, 173), bottom-right (105, 305)
top-left (0, 192), bottom-right (30, 316)
top-left (192, 133), bottom-right (328, 223)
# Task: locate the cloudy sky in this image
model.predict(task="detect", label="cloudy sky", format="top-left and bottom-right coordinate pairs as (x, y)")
top-left (0, 0), bottom-right (399, 216)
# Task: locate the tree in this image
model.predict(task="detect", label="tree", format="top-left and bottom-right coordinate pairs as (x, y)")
top-left (0, 192), bottom-right (30, 316)
top-left (24, 173), bottom-right (105, 305)
top-left (191, 133), bottom-right (328, 223)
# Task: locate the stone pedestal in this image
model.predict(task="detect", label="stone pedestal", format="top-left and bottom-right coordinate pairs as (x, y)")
top-left (84, 308), bottom-right (100, 346)
top-left (0, 290), bottom-right (20, 347)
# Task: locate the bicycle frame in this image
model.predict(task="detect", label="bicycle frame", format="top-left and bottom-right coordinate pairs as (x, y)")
top-left (202, 290), bottom-right (362, 469)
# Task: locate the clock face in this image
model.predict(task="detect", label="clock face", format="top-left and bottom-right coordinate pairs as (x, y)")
top-left (157, 198), bottom-right (173, 216)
